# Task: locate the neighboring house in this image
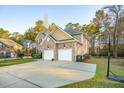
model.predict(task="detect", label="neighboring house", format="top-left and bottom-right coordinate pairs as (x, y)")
top-left (0, 39), bottom-right (23, 58)
top-left (35, 26), bottom-right (89, 61)
top-left (22, 40), bottom-right (32, 48)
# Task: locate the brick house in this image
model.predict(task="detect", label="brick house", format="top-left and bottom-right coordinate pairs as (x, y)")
top-left (0, 39), bottom-right (22, 58)
top-left (35, 26), bottom-right (89, 61)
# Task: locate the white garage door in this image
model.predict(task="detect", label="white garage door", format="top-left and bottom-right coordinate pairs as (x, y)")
top-left (58, 49), bottom-right (72, 61)
top-left (43, 50), bottom-right (54, 60)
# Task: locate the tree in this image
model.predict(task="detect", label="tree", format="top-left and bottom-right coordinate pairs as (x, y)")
top-left (24, 27), bottom-right (37, 42)
top-left (104, 5), bottom-right (123, 57)
top-left (0, 28), bottom-right (10, 39)
top-left (34, 20), bottom-right (46, 32)
top-left (64, 22), bottom-right (82, 31)
top-left (48, 23), bottom-right (57, 31)
top-left (117, 12), bottom-right (124, 45)
top-left (82, 22), bottom-right (100, 55)
top-left (9, 32), bottom-right (24, 44)
top-left (82, 23), bottom-right (99, 36)
top-left (93, 10), bottom-right (111, 55)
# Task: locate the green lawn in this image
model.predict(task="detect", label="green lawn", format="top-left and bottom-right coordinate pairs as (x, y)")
top-left (61, 57), bottom-right (124, 88)
top-left (0, 58), bottom-right (35, 67)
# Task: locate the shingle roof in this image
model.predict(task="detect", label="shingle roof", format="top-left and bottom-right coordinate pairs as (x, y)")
top-left (36, 26), bottom-right (83, 44)
top-left (64, 28), bottom-right (82, 35)
top-left (0, 38), bottom-right (22, 48)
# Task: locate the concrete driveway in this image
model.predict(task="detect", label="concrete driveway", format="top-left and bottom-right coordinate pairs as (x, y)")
top-left (0, 60), bottom-right (96, 88)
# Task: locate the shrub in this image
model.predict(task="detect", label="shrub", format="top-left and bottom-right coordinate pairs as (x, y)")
top-left (91, 44), bottom-right (124, 57)
top-left (117, 45), bottom-right (124, 57)
top-left (32, 53), bottom-right (42, 59)
top-left (31, 48), bottom-right (36, 56)
top-left (99, 47), bottom-right (108, 56)
top-left (16, 50), bottom-right (24, 59)
top-left (90, 49), bottom-right (96, 56)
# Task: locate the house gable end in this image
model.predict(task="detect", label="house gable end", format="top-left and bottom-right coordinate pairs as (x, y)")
top-left (40, 34), bottom-right (56, 46)
top-left (51, 26), bottom-right (74, 41)
top-left (41, 35), bottom-right (56, 50)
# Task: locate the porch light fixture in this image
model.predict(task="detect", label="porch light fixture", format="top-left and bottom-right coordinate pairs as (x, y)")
top-left (64, 44), bottom-right (66, 48)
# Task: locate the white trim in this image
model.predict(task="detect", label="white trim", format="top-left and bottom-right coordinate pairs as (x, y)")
top-left (35, 32), bottom-right (42, 41)
top-left (48, 35), bottom-right (56, 43)
top-left (56, 40), bottom-right (76, 43)
top-left (40, 34), bottom-right (49, 46)
top-left (40, 34), bottom-right (56, 46)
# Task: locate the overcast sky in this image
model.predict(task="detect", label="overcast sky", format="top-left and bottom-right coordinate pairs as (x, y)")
top-left (0, 5), bottom-right (103, 34)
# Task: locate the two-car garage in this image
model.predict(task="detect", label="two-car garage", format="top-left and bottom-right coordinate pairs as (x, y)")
top-left (43, 49), bottom-right (73, 61)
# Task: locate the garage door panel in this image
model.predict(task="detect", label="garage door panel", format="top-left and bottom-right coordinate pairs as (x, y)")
top-left (44, 50), bottom-right (54, 60)
top-left (58, 49), bottom-right (72, 61)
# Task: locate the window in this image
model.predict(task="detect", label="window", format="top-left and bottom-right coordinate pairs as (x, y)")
top-left (0, 43), bottom-right (3, 48)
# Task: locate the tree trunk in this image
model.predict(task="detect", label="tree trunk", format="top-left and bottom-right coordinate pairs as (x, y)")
top-left (113, 16), bottom-right (118, 58)
top-left (98, 35), bottom-right (101, 56)
top-left (90, 36), bottom-right (95, 56)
